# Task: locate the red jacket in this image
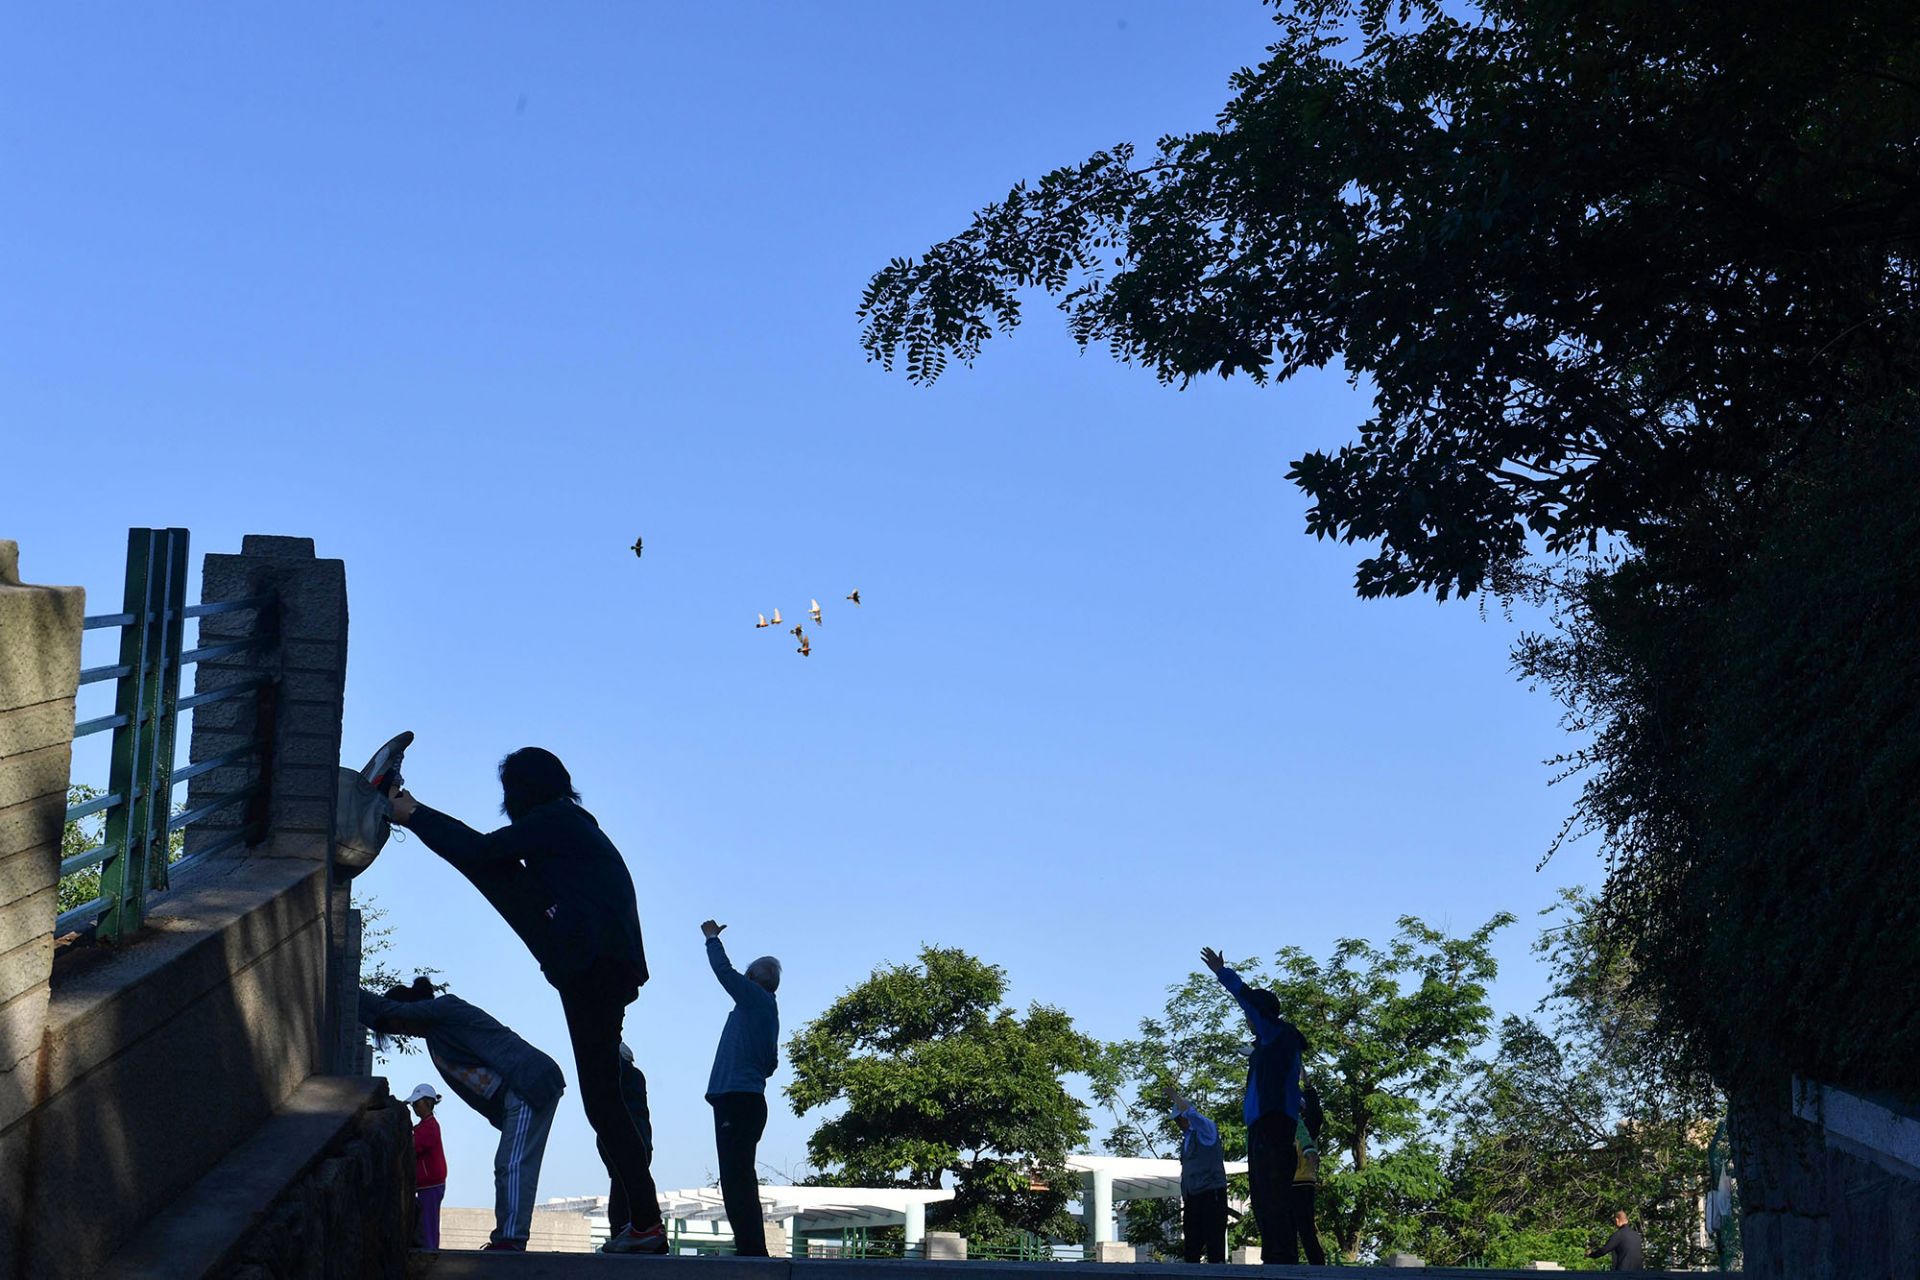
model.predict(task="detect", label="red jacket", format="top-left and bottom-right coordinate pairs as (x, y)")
top-left (413, 1113), bottom-right (447, 1189)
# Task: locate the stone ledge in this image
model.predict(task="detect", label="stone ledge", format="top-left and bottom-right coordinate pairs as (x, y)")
top-left (0, 698), bottom-right (79, 762)
top-left (0, 858), bottom-right (325, 1131)
top-left (410, 1259), bottom-right (1735, 1279)
top-left (97, 1075), bottom-right (390, 1280)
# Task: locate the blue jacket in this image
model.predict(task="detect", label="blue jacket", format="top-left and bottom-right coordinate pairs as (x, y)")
top-left (705, 937), bottom-right (779, 1099)
top-left (358, 988), bottom-right (565, 1126)
top-left (410, 798), bottom-right (648, 991)
top-left (1216, 966), bottom-right (1306, 1125)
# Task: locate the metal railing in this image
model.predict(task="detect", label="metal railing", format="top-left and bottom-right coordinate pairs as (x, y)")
top-left (58, 528), bottom-right (278, 943)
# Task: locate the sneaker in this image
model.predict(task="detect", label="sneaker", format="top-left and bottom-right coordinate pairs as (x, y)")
top-left (602, 1224), bottom-right (670, 1255)
top-left (480, 1240), bottom-right (527, 1251)
top-left (360, 730), bottom-right (414, 795)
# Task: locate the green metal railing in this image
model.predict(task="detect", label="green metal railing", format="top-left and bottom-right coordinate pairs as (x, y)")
top-left (59, 528), bottom-right (278, 943)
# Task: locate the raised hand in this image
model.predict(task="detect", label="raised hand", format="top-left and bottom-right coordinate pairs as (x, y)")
top-left (1200, 946), bottom-right (1226, 973)
top-left (389, 789), bottom-right (418, 825)
top-left (701, 919), bottom-right (726, 939)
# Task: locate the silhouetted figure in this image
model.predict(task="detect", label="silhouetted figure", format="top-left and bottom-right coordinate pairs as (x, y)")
top-left (359, 980), bottom-right (564, 1251)
top-left (1589, 1210), bottom-right (1645, 1271)
top-left (701, 920), bottom-right (781, 1258)
top-left (603, 1042), bottom-right (655, 1234)
top-left (1289, 1083), bottom-right (1327, 1266)
top-left (388, 747), bottom-right (668, 1254)
top-left (1167, 1088), bottom-right (1228, 1264)
top-left (405, 1083), bottom-right (447, 1250)
top-left (1201, 947), bottom-right (1308, 1265)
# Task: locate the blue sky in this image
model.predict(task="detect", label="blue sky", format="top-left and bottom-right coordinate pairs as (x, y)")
top-left (5, 3), bottom-right (1596, 1212)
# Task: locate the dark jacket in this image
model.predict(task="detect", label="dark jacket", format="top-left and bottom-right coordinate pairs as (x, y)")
top-left (409, 798), bottom-right (648, 990)
top-left (1216, 966), bottom-right (1306, 1124)
top-left (358, 989), bottom-right (566, 1125)
top-left (1589, 1225), bottom-right (1645, 1271)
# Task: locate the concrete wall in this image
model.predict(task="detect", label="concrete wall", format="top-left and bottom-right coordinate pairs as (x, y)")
top-left (0, 533), bottom-right (360, 1280)
top-left (1736, 1081), bottom-right (1920, 1279)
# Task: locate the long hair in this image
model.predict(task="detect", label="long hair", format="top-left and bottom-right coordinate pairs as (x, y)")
top-left (384, 975), bottom-right (438, 1003)
top-left (499, 746), bottom-right (580, 822)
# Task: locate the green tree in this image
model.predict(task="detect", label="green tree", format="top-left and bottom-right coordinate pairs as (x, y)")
top-left (855, 3), bottom-right (1920, 1236)
top-left (1415, 891), bottom-right (1721, 1269)
top-left (786, 946), bottom-right (1101, 1247)
top-left (59, 784), bottom-right (184, 918)
top-left (1097, 914), bottom-right (1511, 1261)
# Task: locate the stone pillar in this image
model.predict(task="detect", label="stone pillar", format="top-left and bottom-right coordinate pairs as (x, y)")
top-left (0, 540), bottom-right (82, 1114)
top-left (186, 535), bottom-right (352, 1068)
top-left (903, 1200), bottom-right (926, 1248)
top-left (1085, 1166), bottom-right (1115, 1243)
top-left (924, 1231), bottom-right (967, 1261)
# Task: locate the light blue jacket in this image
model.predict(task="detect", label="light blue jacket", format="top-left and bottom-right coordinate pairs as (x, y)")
top-left (705, 937), bottom-right (779, 1099)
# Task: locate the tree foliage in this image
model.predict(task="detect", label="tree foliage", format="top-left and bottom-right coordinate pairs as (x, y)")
top-left (1096, 914), bottom-right (1510, 1261)
top-left (786, 946), bottom-right (1101, 1246)
top-left (1413, 890), bottom-right (1722, 1269)
top-left (858, 0), bottom-right (1920, 1124)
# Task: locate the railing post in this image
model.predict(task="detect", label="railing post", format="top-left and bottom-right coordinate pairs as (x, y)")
top-left (0, 540), bottom-right (84, 1118)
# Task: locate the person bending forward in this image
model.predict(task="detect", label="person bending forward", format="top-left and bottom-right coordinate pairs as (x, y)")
top-left (701, 919), bottom-right (781, 1257)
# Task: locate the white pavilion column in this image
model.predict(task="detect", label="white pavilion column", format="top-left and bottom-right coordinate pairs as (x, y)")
top-left (904, 1200), bottom-right (927, 1247)
top-left (1086, 1168), bottom-right (1115, 1243)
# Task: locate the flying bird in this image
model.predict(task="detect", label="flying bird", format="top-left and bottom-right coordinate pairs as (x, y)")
top-left (771, 608), bottom-right (782, 625)
top-left (845, 589), bottom-right (861, 606)
top-left (630, 536), bottom-right (643, 558)
top-left (798, 633), bottom-right (812, 658)
top-left (789, 625), bottom-right (804, 638)
top-left (755, 613), bottom-right (770, 629)
top-left (808, 599), bottom-right (823, 624)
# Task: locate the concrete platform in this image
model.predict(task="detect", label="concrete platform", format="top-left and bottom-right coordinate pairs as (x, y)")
top-left (410, 1255), bottom-right (1734, 1279)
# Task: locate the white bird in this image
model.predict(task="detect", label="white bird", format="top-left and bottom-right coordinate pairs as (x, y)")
top-left (808, 599), bottom-right (823, 624)
top-left (755, 613), bottom-right (770, 629)
top-left (771, 608), bottom-right (782, 625)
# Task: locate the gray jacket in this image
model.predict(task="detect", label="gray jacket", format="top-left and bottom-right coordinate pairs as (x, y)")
top-left (705, 937), bottom-right (778, 1099)
top-left (358, 989), bottom-right (565, 1125)
top-left (1174, 1103), bottom-right (1230, 1196)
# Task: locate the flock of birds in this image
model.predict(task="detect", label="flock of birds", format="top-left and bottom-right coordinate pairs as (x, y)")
top-left (757, 590), bottom-right (859, 657)
top-left (630, 536), bottom-right (860, 660)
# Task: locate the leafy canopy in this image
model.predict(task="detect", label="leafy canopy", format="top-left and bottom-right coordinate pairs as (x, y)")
top-left (786, 946), bottom-right (1101, 1245)
top-left (860, 0), bottom-right (1920, 601)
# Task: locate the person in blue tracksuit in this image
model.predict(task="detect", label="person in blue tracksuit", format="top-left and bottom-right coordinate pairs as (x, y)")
top-left (700, 919), bottom-right (781, 1257)
top-left (359, 978), bottom-right (565, 1251)
top-left (1200, 947), bottom-right (1308, 1265)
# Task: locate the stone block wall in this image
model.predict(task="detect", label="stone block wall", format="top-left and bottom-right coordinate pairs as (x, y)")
top-left (0, 541), bottom-right (82, 1107)
top-left (219, 1087), bottom-right (413, 1280)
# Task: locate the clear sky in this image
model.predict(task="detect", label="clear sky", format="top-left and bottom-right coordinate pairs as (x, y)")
top-left (5, 3), bottom-right (1597, 1212)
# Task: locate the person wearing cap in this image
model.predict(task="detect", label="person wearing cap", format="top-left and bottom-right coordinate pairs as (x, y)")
top-left (406, 1083), bottom-right (449, 1250)
top-left (700, 920), bottom-right (780, 1258)
top-left (1200, 947), bottom-right (1308, 1265)
top-left (360, 977), bottom-right (566, 1252)
top-left (1164, 1086), bottom-right (1229, 1264)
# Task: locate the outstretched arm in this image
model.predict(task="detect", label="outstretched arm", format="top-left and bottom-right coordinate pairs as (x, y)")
top-left (404, 801), bottom-right (544, 869)
top-left (703, 922), bottom-right (761, 1002)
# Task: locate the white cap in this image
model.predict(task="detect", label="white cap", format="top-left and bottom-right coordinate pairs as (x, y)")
top-left (405, 1083), bottom-right (442, 1105)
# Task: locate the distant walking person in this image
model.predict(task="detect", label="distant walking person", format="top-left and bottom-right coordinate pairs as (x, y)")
top-left (406, 1083), bottom-right (448, 1250)
top-left (701, 919), bottom-right (781, 1257)
top-left (603, 1042), bottom-right (656, 1238)
top-left (1165, 1088), bottom-right (1228, 1264)
top-left (1289, 1082), bottom-right (1327, 1266)
top-left (1588, 1210), bottom-right (1645, 1271)
top-left (388, 747), bottom-right (668, 1254)
top-left (359, 980), bottom-right (565, 1251)
top-left (1201, 947), bottom-right (1308, 1265)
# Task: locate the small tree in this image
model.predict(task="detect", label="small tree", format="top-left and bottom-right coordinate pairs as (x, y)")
top-left (786, 946), bottom-right (1100, 1247)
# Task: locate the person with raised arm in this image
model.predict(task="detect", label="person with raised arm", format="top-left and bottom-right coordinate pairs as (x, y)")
top-left (1200, 946), bottom-right (1308, 1265)
top-left (700, 919), bottom-right (781, 1257)
top-left (1164, 1085), bottom-right (1229, 1263)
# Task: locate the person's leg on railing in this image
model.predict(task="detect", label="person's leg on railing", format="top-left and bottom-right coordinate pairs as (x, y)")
top-left (713, 1092), bottom-right (770, 1256)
